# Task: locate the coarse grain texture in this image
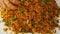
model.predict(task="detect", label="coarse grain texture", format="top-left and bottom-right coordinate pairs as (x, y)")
top-left (0, 0), bottom-right (60, 34)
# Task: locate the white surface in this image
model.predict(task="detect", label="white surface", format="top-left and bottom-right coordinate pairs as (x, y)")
top-left (55, 0), bottom-right (60, 7)
top-left (55, 28), bottom-right (60, 34)
top-left (0, 0), bottom-right (60, 34)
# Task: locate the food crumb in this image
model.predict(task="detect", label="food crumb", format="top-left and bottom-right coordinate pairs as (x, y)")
top-left (3, 28), bottom-right (8, 32)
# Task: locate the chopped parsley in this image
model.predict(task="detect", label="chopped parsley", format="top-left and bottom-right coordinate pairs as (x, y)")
top-left (46, 30), bottom-right (50, 33)
top-left (13, 17), bottom-right (17, 21)
top-left (44, 0), bottom-right (50, 5)
top-left (19, 8), bottom-right (24, 13)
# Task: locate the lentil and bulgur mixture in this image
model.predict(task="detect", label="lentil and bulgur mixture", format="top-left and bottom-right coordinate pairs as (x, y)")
top-left (0, 0), bottom-right (60, 34)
